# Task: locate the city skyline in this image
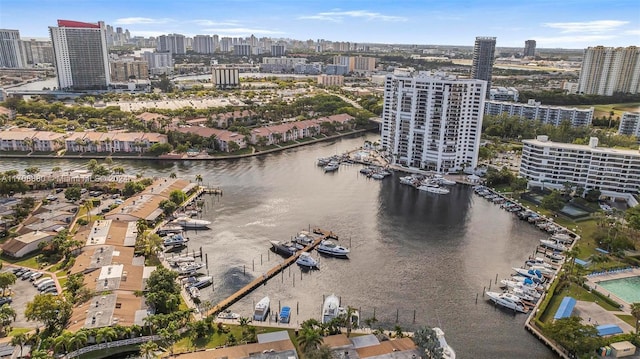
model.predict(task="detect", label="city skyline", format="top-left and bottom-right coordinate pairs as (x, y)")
top-left (0, 0), bottom-right (638, 48)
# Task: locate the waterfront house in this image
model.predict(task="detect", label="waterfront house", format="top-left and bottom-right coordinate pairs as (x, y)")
top-left (213, 109), bottom-right (255, 128)
top-left (0, 129), bottom-right (65, 152)
top-left (65, 132), bottom-right (168, 153)
top-left (175, 127), bottom-right (247, 152)
top-left (136, 112), bottom-right (170, 131)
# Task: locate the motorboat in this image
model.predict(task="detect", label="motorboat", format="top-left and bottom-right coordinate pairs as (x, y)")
top-left (176, 262), bottom-right (205, 275)
top-left (317, 240), bottom-right (350, 258)
top-left (485, 291), bottom-right (529, 313)
top-left (188, 286), bottom-right (200, 299)
top-left (433, 175), bottom-right (456, 186)
top-left (167, 256), bottom-right (195, 264)
top-left (417, 182), bottom-right (450, 194)
top-left (317, 158), bottom-right (331, 166)
top-left (163, 234), bottom-right (188, 247)
top-left (270, 240), bottom-right (298, 257)
top-left (279, 306), bottom-right (291, 323)
top-left (296, 252), bottom-right (318, 268)
top-left (433, 327), bottom-right (456, 359)
top-left (546, 252), bottom-right (565, 261)
top-left (217, 309), bottom-right (241, 320)
top-left (509, 288), bottom-right (537, 302)
top-left (512, 267), bottom-right (544, 280)
top-left (157, 225), bottom-right (183, 236)
top-left (253, 296), bottom-right (270, 321)
top-left (500, 278), bottom-right (542, 291)
top-left (539, 239), bottom-right (567, 252)
top-left (525, 257), bottom-right (554, 268)
top-left (322, 294), bottom-right (341, 324)
top-left (551, 233), bottom-right (574, 244)
top-left (399, 176), bottom-right (414, 185)
top-left (293, 231), bottom-right (315, 247)
top-left (371, 173), bottom-right (385, 180)
top-left (189, 276), bottom-right (213, 289)
top-left (172, 217), bottom-right (211, 229)
top-left (323, 162), bottom-right (340, 172)
top-left (527, 265), bottom-right (555, 276)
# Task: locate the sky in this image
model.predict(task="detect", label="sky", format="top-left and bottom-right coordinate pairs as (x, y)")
top-left (0, 0), bottom-right (639, 48)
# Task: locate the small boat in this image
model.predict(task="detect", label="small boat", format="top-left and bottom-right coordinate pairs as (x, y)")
top-left (157, 225), bottom-right (183, 236)
top-left (399, 176), bottom-right (414, 185)
top-left (317, 158), bottom-right (331, 166)
top-left (270, 240), bottom-right (298, 257)
top-left (188, 286), bottom-right (200, 298)
top-left (371, 173), bottom-right (385, 180)
top-left (322, 294), bottom-right (341, 324)
top-left (550, 233), bottom-right (574, 244)
top-left (163, 234), bottom-right (188, 247)
top-left (323, 162), bottom-right (339, 172)
top-left (176, 262), bottom-right (205, 275)
top-left (317, 240), bottom-right (349, 258)
top-left (253, 296), bottom-right (270, 321)
top-left (539, 239), bottom-right (567, 252)
top-left (217, 309), bottom-right (240, 320)
top-left (485, 291), bottom-right (529, 313)
top-left (433, 327), bottom-right (456, 359)
top-left (418, 182), bottom-right (450, 194)
top-left (293, 231), bottom-right (314, 247)
top-left (167, 256), bottom-right (195, 264)
top-left (189, 276), bottom-right (213, 289)
top-left (512, 267), bottom-right (544, 280)
top-left (360, 167), bottom-right (373, 175)
top-left (172, 217), bottom-right (211, 229)
top-left (433, 175), bottom-right (456, 186)
top-left (546, 252), bottom-right (565, 261)
top-left (511, 287), bottom-right (541, 301)
top-left (296, 252), bottom-right (318, 268)
top-left (279, 306), bottom-right (291, 323)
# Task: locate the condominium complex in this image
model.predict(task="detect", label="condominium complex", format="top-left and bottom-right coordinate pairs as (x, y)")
top-left (0, 29), bottom-right (24, 68)
top-left (317, 74), bottom-right (344, 86)
top-left (193, 35), bottom-right (215, 54)
top-left (110, 60), bottom-right (149, 82)
top-left (20, 38), bottom-right (54, 65)
top-left (270, 44), bottom-right (285, 57)
top-left (578, 46), bottom-right (640, 95)
top-left (470, 36), bottom-right (496, 95)
top-left (157, 34), bottom-right (186, 54)
top-left (142, 51), bottom-right (172, 75)
top-left (212, 65), bottom-right (240, 89)
top-left (520, 136), bottom-right (640, 197)
top-left (489, 87), bottom-right (519, 102)
top-left (261, 57), bottom-right (307, 73)
top-left (618, 112), bottom-right (640, 138)
top-left (524, 40), bottom-right (536, 57)
top-left (381, 71), bottom-right (486, 173)
top-left (485, 99), bottom-right (594, 127)
top-left (234, 44), bottom-right (252, 57)
top-left (332, 55), bottom-right (376, 72)
top-left (49, 20), bottom-right (110, 90)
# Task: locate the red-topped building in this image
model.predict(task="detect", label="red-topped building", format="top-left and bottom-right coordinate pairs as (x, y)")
top-left (57, 20), bottom-right (101, 29)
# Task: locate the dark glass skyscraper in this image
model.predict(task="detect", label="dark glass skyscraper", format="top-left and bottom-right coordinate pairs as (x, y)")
top-left (524, 40), bottom-right (536, 57)
top-left (470, 36), bottom-right (496, 97)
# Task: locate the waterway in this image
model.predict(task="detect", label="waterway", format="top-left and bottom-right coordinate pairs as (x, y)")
top-left (0, 133), bottom-right (556, 358)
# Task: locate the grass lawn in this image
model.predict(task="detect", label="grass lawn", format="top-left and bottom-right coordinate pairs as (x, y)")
top-left (8, 327), bottom-right (32, 336)
top-left (0, 253), bottom-right (42, 269)
top-left (58, 276), bottom-right (68, 288)
top-left (539, 282), bottom-right (619, 324)
top-left (615, 314), bottom-right (637, 328)
top-left (576, 102), bottom-right (640, 119)
top-left (173, 325), bottom-right (293, 354)
top-left (254, 145), bottom-right (279, 151)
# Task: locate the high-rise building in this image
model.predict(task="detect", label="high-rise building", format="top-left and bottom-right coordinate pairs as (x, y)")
top-left (212, 35), bottom-right (219, 52)
top-left (20, 38), bottom-right (54, 65)
top-left (193, 35), bottom-right (214, 54)
top-left (381, 71), bottom-right (486, 173)
top-left (233, 44), bottom-right (252, 57)
top-left (618, 112), bottom-right (640, 138)
top-left (353, 56), bottom-right (376, 72)
top-left (577, 46), bottom-right (640, 95)
top-left (157, 34), bottom-right (186, 54)
top-left (524, 40), bottom-right (536, 57)
top-left (50, 20), bottom-right (110, 90)
top-left (0, 29), bottom-right (25, 68)
top-left (142, 51), bottom-right (172, 75)
top-left (220, 37), bottom-right (232, 52)
top-left (110, 60), bottom-right (149, 82)
top-left (485, 99), bottom-right (593, 127)
top-left (470, 36), bottom-right (496, 96)
top-left (271, 44), bottom-right (285, 57)
top-left (212, 65), bottom-right (239, 89)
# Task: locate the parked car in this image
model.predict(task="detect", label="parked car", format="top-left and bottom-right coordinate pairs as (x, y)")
top-left (38, 282), bottom-right (56, 292)
top-left (0, 297), bottom-right (12, 305)
top-left (46, 194), bottom-right (58, 201)
top-left (33, 277), bottom-right (51, 287)
top-left (42, 287), bottom-right (59, 295)
top-left (29, 272), bottom-right (43, 281)
top-left (20, 270), bottom-right (33, 280)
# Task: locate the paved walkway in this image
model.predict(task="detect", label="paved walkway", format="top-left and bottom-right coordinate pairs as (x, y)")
top-left (573, 301), bottom-right (635, 334)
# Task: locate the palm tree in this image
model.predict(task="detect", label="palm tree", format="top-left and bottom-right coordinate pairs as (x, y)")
top-left (195, 174), bottom-right (203, 184)
top-left (296, 326), bottom-right (323, 353)
top-left (10, 332), bottom-right (28, 357)
top-left (0, 304), bottom-right (16, 334)
top-left (631, 302), bottom-right (640, 335)
top-left (83, 199), bottom-right (94, 221)
top-left (53, 331), bottom-right (74, 354)
top-left (69, 330), bottom-right (88, 351)
top-left (139, 341), bottom-right (159, 359)
top-left (96, 326), bottom-right (117, 344)
top-left (169, 172), bottom-right (177, 179)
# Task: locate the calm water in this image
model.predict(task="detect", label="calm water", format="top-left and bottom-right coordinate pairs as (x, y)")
top-left (0, 134), bottom-right (556, 358)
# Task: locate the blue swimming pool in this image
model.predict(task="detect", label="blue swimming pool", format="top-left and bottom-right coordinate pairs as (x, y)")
top-left (598, 276), bottom-right (640, 303)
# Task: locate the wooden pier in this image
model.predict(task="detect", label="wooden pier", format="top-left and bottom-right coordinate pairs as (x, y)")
top-left (205, 229), bottom-right (332, 317)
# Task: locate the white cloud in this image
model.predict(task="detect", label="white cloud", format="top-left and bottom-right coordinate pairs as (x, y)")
top-left (542, 20), bottom-right (629, 34)
top-left (114, 17), bottom-right (173, 25)
top-left (191, 19), bottom-right (241, 27)
top-left (625, 29), bottom-right (640, 35)
top-left (299, 10), bottom-right (407, 23)
top-left (201, 28), bottom-right (285, 36)
top-left (534, 35), bottom-right (617, 45)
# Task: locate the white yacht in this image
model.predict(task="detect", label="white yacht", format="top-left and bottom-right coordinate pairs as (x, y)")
top-left (539, 239), bottom-right (567, 252)
top-left (296, 252), bottom-right (318, 268)
top-left (485, 291), bottom-right (529, 313)
top-left (434, 327), bottom-right (456, 359)
top-left (511, 287), bottom-right (540, 301)
top-left (163, 234), bottom-right (188, 247)
top-left (167, 256), bottom-right (195, 264)
top-left (418, 182), bottom-right (450, 194)
top-left (176, 262), bottom-right (205, 275)
top-left (433, 175), bottom-right (457, 186)
top-left (172, 217), bottom-right (211, 229)
top-left (323, 161), bottom-right (340, 172)
top-left (253, 296), bottom-right (270, 321)
top-left (322, 294), bottom-right (341, 324)
top-left (293, 231), bottom-right (315, 247)
top-left (317, 240), bottom-right (350, 257)
top-left (188, 286), bottom-right (200, 298)
top-left (217, 309), bottom-right (240, 320)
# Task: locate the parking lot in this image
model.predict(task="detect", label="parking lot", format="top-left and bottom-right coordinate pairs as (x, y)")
top-left (1, 267), bottom-right (47, 329)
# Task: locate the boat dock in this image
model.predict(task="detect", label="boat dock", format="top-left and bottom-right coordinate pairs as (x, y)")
top-left (205, 229), bottom-right (334, 317)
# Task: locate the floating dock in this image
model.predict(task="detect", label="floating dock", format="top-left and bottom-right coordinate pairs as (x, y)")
top-left (206, 229), bottom-right (334, 317)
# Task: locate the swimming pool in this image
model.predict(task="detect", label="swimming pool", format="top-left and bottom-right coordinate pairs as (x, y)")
top-left (598, 276), bottom-right (640, 304)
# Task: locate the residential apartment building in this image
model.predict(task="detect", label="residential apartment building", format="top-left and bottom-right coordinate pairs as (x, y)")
top-left (325, 64), bottom-right (348, 75)
top-left (381, 71), bottom-right (486, 173)
top-left (110, 60), bottom-right (149, 82)
top-left (317, 74), bottom-right (344, 86)
top-left (193, 35), bottom-right (214, 54)
top-left (578, 46), bottom-right (640, 95)
top-left (484, 99), bottom-right (594, 127)
top-left (234, 44), bottom-right (252, 57)
top-left (212, 65), bottom-right (240, 89)
top-left (50, 20), bottom-right (110, 90)
top-left (20, 38), bottom-right (54, 65)
top-left (524, 40), bottom-right (536, 57)
top-left (470, 36), bottom-right (496, 96)
top-left (157, 34), bottom-right (186, 54)
top-left (489, 87), bottom-right (519, 102)
top-left (261, 57), bottom-right (306, 73)
top-left (520, 135), bottom-right (640, 197)
top-left (65, 132), bottom-right (167, 153)
top-left (353, 56), bottom-right (376, 72)
top-left (0, 29), bottom-right (24, 68)
top-left (142, 51), bottom-right (172, 75)
top-left (618, 112), bottom-right (640, 138)
top-left (270, 44), bottom-right (285, 57)
top-left (0, 129), bottom-right (66, 152)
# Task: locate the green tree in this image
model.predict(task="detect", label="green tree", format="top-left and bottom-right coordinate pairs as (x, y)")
top-left (10, 332), bottom-right (28, 358)
top-left (630, 302), bottom-right (640, 335)
top-left (0, 304), bottom-right (16, 334)
top-left (169, 190), bottom-right (186, 205)
top-left (25, 293), bottom-right (73, 332)
top-left (541, 191), bottom-right (565, 212)
top-left (64, 186), bottom-right (82, 202)
top-left (624, 207), bottom-right (640, 231)
top-left (24, 166), bottom-right (40, 175)
top-left (297, 326), bottom-right (323, 353)
top-left (413, 326), bottom-right (443, 359)
top-left (87, 159), bottom-right (98, 171)
top-left (145, 267), bottom-right (180, 314)
top-left (584, 188), bottom-right (602, 202)
top-left (547, 316), bottom-right (603, 357)
top-left (139, 340), bottom-right (159, 359)
top-left (0, 272), bottom-right (17, 296)
top-left (159, 322), bottom-right (180, 357)
top-left (96, 326), bottom-right (117, 344)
